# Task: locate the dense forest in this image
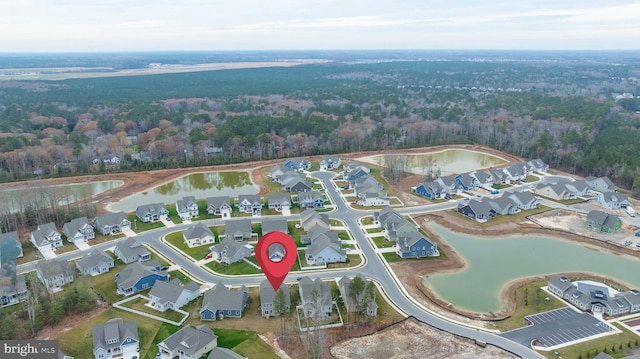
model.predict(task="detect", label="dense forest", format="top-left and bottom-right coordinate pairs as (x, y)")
top-left (1, 52), bottom-right (640, 197)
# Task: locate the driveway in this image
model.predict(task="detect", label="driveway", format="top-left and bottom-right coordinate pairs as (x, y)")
top-left (40, 247), bottom-right (57, 259)
top-left (281, 207), bottom-right (291, 216)
top-left (73, 240), bottom-right (91, 251)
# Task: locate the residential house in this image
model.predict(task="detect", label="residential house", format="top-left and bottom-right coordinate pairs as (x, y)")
top-left (585, 210), bottom-right (622, 233)
top-left (319, 156), bottom-right (341, 171)
top-left (299, 208), bottom-right (330, 231)
top-left (413, 181), bottom-right (444, 199)
top-left (585, 176), bottom-right (617, 193)
top-left (489, 169), bottom-right (509, 185)
top-left (35, 258), bottom-right (74, 293)
top-left (374, 206), bottom-right (416, 242)
top-left (338, 275), bottom-right (377, 317)
top-left (206, 347), bottom-right (245, 359)
top-left (526, 158), bottom-right (549, 173)
top-left (457, 198), bottom-right (497, 223)
top-left (353, 176), bottom-right (389, 206)
top-left (224, 219), bottom-right (252, 241)
top-left (304, 236), bottom-right (346, 265)
top-left (262, 218), bottom-right (288, 235)
top-left (30, 222), bottom-right (63, 251)
top-left (260, 280), bottom-right (291, 317)
top-left (297, 191), bottom-right (325, 208)
top-left (342, 162), bottom-right (370, 181)
top-left (209, 238), bottom-right (253, 265)
top-left (298, 277), bottom-right (333, 318)
top-left (359, 192), bottom-right (390, 207)
top-left (535, 183), bottom-right (576, 201)
top-left (62, 217), bottom-right (95, 243)
top-left (176, 196), bottom-right (199, 220)
top-left (92, 318), bottom-right (139, 359)
top-left (148, 278), bottom-right (200, 312)
top-left (278, 170), bottom-right (305, 187)
top-left (547, 276), bottom-right (574, 298)
top-left (136, 203), bottom-right (169, 223)
top-left (502, 163), bottom-right (529, 181)
top-left (434, 176), bottom-right (461, 195)
top-left (472, 170), bottom-right (494, 188)
top-left (200, 283), bottom-right (248, 320)
top-left (183, 223), bottom-right (215, 248)
top-left (395, 230), bottom-right (439, 259)
top-left (0, 274), bottom-right (28, 308)
top-left (508, 191), bottom-right (541, 210)
top-left (76, 251), bottom-right (115, 276)
top-left (455, 173), bottom-right (478, 191)
top-left (300, 228), bottom-right (339, 245)
top-left (267, 194), bottom-right (291, 211)
top-left (157, 325), bottom-right (217, 359)
top-left (283, 158), bottom-right (311, 172)
top-left (93, 212), bottom-right (131, 236)
top-left (564, 180), bottom-right (591, 197)
top-left (207, 196), bottom-right (232, 218)
top-left (115, 260), bottom-right (169, 296)
top-left (268, 165), bottom-right (289, 182)
top-left (598, 192), bottom-right (630, 209)
top-left (0, 231), bottom-right (23, 258)
top-left (285, 178), bottom-right (313, 193)
top-left (487, 196), bottom-right (520, 215)
top-left (114, 237), bottom-right (151, 264)
top-left (236, 195), bottom-right (262, 215)
top-left (93, 155), bottom-right (121, 165)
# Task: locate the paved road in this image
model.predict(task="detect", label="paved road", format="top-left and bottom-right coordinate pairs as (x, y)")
top-left (18, 170), bottom-right (544, 358)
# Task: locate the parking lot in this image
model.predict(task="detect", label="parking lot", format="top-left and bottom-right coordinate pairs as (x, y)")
top-left (501, 307), bottom-right (616, 348)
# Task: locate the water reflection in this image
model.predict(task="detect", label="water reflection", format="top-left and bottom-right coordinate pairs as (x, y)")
top-left (371, 149), bottom-right (506, 175)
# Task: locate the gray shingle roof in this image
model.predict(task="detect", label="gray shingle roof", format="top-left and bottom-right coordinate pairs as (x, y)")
top-left (115, 237), bottom-right (150, 259)
top-left (92, 318), bottom-right (138, 354)
top-left (62, 217), bottom-right (92, 238)
top-left (149, 278), bottom-right (199, 306)
top-left (94, 212), bottom-right (128, 228)
top-left (183, 223), bottom-right (214, 241)
top-left (136, 203), bottom-right (167, 216)
top-left (262, 218), bottom-right (288, 234)
top-left (116, 261), bottom-right (166, 290)
top-left (224, 219), bottom-right (252, 237)
top-left (298, 277), bottom-right (332, 307)
top-left (207, 347), bottom-right (245, 359)
top-left (207, 196), bottom-right (231, 208)
top-left (201, 283), bottom-right (248, 313)
top-left (304, 236), bottom-right (345, 258)
top-left (160, 324), bottom-right (217, 356)
top-left (209, 238), bottom-right (253, 263)
top-left (259, 279), bottom-right (290, 308)
top-left (36, 258), bottom-right (73, 280)
top-left (587, 210), bottom-right (609, 224)
top-left (77, 251), bottom-right (113, 271)
top-left (267, 193), bottom-right (291, 205)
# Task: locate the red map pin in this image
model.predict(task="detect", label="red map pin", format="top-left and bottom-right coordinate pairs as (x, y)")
top-left (255, 231), bottom-right (297, 291)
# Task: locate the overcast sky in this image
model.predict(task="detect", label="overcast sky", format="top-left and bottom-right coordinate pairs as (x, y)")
top-left (2, 0), bottom-right (639, 52)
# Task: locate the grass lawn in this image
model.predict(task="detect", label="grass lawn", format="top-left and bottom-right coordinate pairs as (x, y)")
top-left (368, 167), bottom-right (395, 196)
top-left (477, 205), bottom-right (552, 227)
top-left (493, 183), bottom-right (512, 190)
top-left (360, 216), bottom-right (374, 225)
top-left (167, 270), bottom-right (191, 283)
top-left (389, 197), bottom-right (402, 205)
top-left (127, 213), bottom-right (165, 233)
top-left (206, 260), bottom-right (262, 275)
top-left (541, 323), bottom-right (640, 359)
top-left (327, 254), bottom-right (362, 269)
top-left (370, 235), bottom-right (394, 249)
top-left (260, 167), bottom-right (286, 194)
top-left (492, 280), bottom-right (566, 332)
top-left (165, 231), bottom-right (212, 261)
top-left (381, 251), bottom-right (446, 263)
top-left (120, 296), bottom-right (186, 323)
top-left (366, 227), bottom-right (384, 234)
top-left (526, 175), bottom-right (539, 182)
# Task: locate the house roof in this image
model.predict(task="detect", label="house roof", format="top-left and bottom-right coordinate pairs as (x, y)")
top-left (472, 170), bottom-right (493, 183)
top-left (201, 283), bottom-right (248, 313)
top-left (602, 214), bottom-right (621, 230)
top-left (136, 203), bottom-right (167, 216)
top-left (92, 318), bottom-right (138, 353)
top-left (62, 217), bottom-right (92, 237)
top-left (183, 223), bottom-right (214, 241)
top-left (259, 279), bottom-right (290, 307)
top-left (509, 191), bottom-right (537, 205)
top-left (300, 209), bottom-right (329, 230)
top-left (224, 219), bottom-right (252, 236)
top-left (32, 223), bottom-right (59, 245)
top-left (298, 277), bottom-right (332, 306)
top-left (301, 229), bottom-right (338, 244)
top-left (36, 258), bottom-right (73, 280)
top-left (488, 196), bottom-right (517, 211)
top-left (587, 210), bottom-right (609, 224)
top-left (267, 193), bottom-right (291, 205)
top-left (548, 276), bottom-right (573, 293)
top-left (206, 347), bottom-right (245, 359)
top-left (116, 261), bottom-right (166, 290)
top-left (298, 191), bottom-right (323, 202)
top-left (176, 196), bottom-right (197, 212)
top-left (456, 173), bottom-right (476, 187)
top-left (115, 237), bottom-right (149, 259)
top-left (460, 198), bottom-right (495, 217)
top-left (396, 230), bottom-right (436, 253)
top-left (565, 180), bottom-right (589, 193)
top-left (601, 192), bottom-right (629, 204)
top-left (77, 250), bottom-right (113, 270)
top-left (150, 278), bottom-right (199, 305)
top-left (304, 236), bottom-right (345, 258)
top-left (210, 238), bottom-right (252, 262)
top-left (238, 194), bottom-right (261, 204)
top-left (94, 212), bottom-right (128, 228)
top-left (262, 218), bottom-right (288, 234)
top-left (207, 196), bottom-right (231, 208)
top-left (159, 324), bottom-right (217, 356)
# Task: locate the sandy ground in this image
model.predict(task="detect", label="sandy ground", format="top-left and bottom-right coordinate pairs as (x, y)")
top-left (330, 317), bottom-right (518, 359)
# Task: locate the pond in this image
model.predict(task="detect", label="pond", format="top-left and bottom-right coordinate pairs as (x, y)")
top-left (424, 222), bottom-right (640, 314)
top-left (0, 180), bottom-right (122, 212)
top-left (368, 149), bottom-right (507, 175)
top-left (109, 171), bottom-right (258, 212)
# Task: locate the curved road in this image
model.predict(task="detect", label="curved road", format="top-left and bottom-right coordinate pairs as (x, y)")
top-left (19, 170), bottom-right (544, 358)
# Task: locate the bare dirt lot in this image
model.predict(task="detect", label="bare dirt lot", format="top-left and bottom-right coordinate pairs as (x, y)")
top-left (330, 317), bottom-right (518, 359)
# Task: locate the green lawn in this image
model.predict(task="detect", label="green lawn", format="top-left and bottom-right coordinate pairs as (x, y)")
top-left (542, 323), bottom-right (640, 359)
top-left (167, 270), bottom-right (191, 283)
top-left (206, 260), bottom-right (262, 275)
top-left (127, 213), bottom-right (165, 233)
top-left (493, 183), bottom-right (512, 190)
top-left (165, 231), bottom-right (213, 260)
top-left (360, 217), bottom-right (374, 225)
top-left (366, 227), bottom-right (384, 234)
top-left (370, 235), bottom-right (394, 249)
top-left (120, 296), bottom-right (186, 323)
top-left (327, 254), bottom-right (362, 269)
top-left (492, 280), bottom-right (566, 332)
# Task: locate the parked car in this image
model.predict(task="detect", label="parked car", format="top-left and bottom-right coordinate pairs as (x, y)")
top-left (204, 253), bottom-right (213, 260)
top-left (490, 190), bottom-right (499, 195)
top-left (635, 232), bottom-right (640, 237)
top-left (444, 195), bottom-right (452, 200)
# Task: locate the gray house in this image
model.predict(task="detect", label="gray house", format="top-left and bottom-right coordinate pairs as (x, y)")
top-left (304, 236), bottom-right (346, 265)
top-left (157, 324), bottom-right (217, 359)
top-left (585, 176), bottom-right (617, 193)
top-left (92, 318), bottom-right (139, 359)
top-left (598, 192), bottom-right (630, 209)
top-left (114, 237), bottom-right (151, 264)
top-left (297, 191), bottom-right (325, 208)
top-left (136, 203), bottom-right (169, 223)
top-left (319, 156), bottom-right (341, 170)
top-left (267, 194), bottom-right (292, 210)
top-left (176, 196), bottom-right (199, 220)
top-left (76, 250), bottom-right (114, 276)
top-left (148, 278), bottom-right (200, 312)
top-left (200, 283), bottom-right (248, 320)
top-left (300, 208), bottom-right (330, 231)
top-left (224, 219), bottom-right (253, 241)
top-left (508, 191), bottom-right (541, 210)
top-left (183, 223), bottom-right (215, 248)
top-left (535, 183), bottom-right (576, 201)
top-left (35, 258), bottom-right (74, 293)
top-left (209, 238), bottom-right (253, 265)
top-left (260, 279), bottom-right (291, 317)
top-left (300, 229), bottom-right (339, 245)
top-left (457, 198), bottom-right (497, 222)
top-left (488, 196), bottom-right (520, 215)
top-left (207, 196), bottom-right (232, 218)
top-left (298, 277), bottom-right (333, 319)
top-left (63, 217), bottom-right (95, 242)
top-left (206, 347), bottom-right (245, 359)
top-left (338, 275), bottom-right (377, 317)
top-left (262, 218), bottom-right (289, 235)
top-left (586, 210), bottom-right (622, 233)
top-left (30, 222), bottom-right (63, 251)
top-left (237, 195), bottom-right (262, 215)
top-left (0, 274), bottom-right (27, 308)
top-left (93, 212), bottom-right (131, 236)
